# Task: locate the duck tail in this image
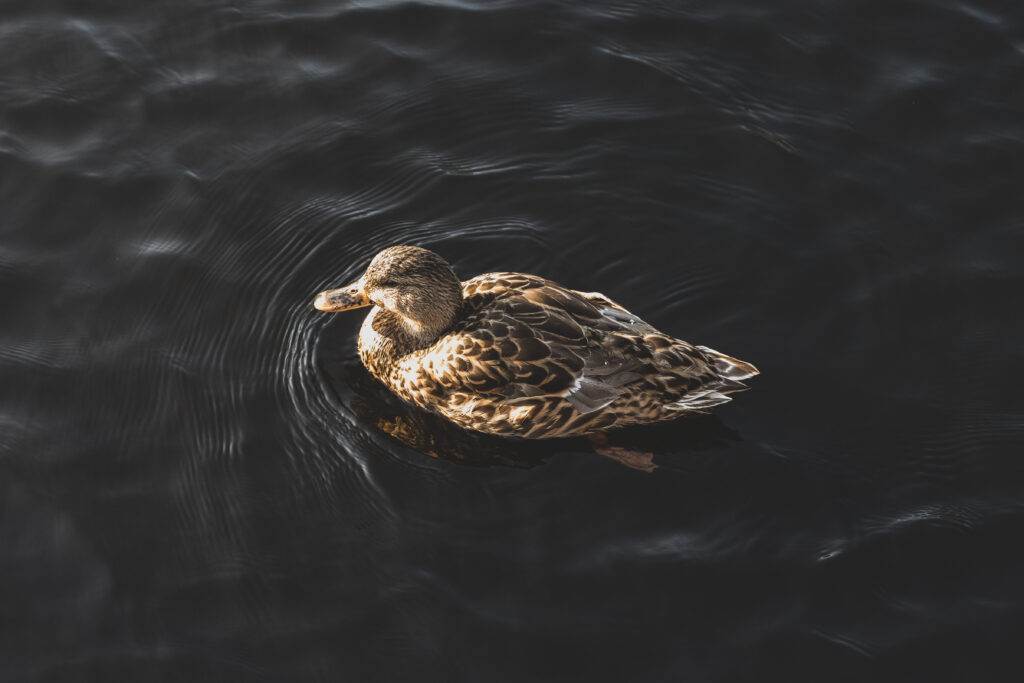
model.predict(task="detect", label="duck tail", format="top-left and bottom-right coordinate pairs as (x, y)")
top-left (697, 346), bottom-right (759, 381)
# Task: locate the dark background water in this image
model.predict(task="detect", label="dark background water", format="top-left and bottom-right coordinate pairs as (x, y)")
top-left (3, 0), bottom-right (1024, 681)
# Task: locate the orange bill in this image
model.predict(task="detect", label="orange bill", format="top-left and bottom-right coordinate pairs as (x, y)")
top-left (313, 282), bottom-right (371, 312)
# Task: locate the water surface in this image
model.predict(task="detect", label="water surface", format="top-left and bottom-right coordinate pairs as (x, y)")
top-left (3, 0), bottom-right (1024, 681)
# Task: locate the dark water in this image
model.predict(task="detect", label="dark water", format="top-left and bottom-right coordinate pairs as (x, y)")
top-left (3, 0), bottom-right (1024, 680)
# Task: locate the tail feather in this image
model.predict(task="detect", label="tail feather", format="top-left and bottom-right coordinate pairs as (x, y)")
top-left (663, 346), bottom-right (757, 413)
top-left (697, 346), bottom-right (759, 381)
top-left (666, 389), bottom-right (732, 412)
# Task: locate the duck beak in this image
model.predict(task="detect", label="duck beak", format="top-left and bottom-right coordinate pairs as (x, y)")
top-left (313, 281), bottom-right (372, 312)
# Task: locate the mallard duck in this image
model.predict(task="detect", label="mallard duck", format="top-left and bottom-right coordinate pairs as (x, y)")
top-left (314, 246), bottom-right (757, 439)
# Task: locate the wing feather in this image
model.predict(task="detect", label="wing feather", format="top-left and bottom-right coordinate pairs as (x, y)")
top-left (392, 272), bottom-right (755, 427)
top-left (413, 276), bottom-right (648, 405)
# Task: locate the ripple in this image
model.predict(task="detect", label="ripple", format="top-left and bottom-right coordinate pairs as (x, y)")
top-left (809, 626), bottom-right (878, 658)
top-left (4, 0), bottom-right (1024, 676)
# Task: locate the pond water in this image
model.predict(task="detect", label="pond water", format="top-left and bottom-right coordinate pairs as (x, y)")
top-left (3, 0), bottom-right (1024, 681)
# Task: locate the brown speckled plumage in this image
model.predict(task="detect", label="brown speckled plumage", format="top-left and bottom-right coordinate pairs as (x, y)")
top-left (316, 246), bottom-right (758, 439)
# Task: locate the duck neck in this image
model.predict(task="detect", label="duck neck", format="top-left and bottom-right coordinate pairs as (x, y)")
top-left (358, 305), bottom-right (459, 376)
top-left (397, 305), bottom-right (459, 349)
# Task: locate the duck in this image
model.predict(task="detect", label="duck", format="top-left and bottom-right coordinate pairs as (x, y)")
top-left (314, 245), bottom-right (757, 440)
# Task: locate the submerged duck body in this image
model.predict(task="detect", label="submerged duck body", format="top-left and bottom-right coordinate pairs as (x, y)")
top-left (315, 246), bottom-right (757, 439)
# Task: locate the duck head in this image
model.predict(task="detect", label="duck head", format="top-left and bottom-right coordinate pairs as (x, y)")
top-left (314, 245), bottom-right (463, 347)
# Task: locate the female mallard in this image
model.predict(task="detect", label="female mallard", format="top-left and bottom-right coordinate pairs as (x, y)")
top-left (314, 246), bottom-right (757, 440)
